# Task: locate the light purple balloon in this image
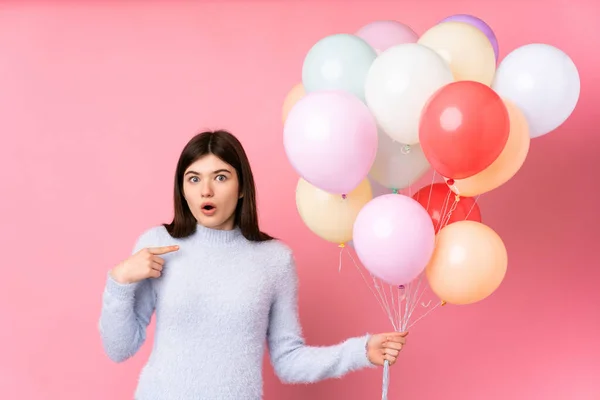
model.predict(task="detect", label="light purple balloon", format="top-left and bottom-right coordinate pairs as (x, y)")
top-left (352, 194), bottom-right (435, 286)
top-left (283, 91), bottom-right (378, 195)
top-left (440, 14), bottom-right (499, 61)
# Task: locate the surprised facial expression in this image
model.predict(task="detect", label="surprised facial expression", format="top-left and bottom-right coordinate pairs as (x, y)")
top-left (183, 154), bottom-right (241, 230)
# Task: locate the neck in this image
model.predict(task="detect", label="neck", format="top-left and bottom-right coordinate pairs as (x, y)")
top-left (193, 223), bottom-right (243, 246)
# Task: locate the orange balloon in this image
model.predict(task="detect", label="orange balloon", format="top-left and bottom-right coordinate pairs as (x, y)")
top-left (282, 83), bottom-right (305, 123)
top-left (426, 220), bottom-right (507, 305)
top-left (448, 99), bottom-right (530, 196)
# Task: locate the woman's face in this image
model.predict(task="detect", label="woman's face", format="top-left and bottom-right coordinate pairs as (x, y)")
top-left (182, 154), bottom-right (241, 230)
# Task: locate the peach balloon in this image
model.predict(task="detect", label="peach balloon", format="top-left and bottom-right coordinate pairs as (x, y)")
top-left (295, 177), bottom-right (372, 244)
top-left (418, 21), bottom-right (496, 86)
top-left (426, 220), bottom-right (507, 305)
top-left (282, 83), bottom-right (305, 123)
top-left (448, 99), bottom-right (530, 196)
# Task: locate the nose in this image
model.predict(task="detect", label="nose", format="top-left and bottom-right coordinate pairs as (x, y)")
top-left (200, 180), bottom-right (214, 198)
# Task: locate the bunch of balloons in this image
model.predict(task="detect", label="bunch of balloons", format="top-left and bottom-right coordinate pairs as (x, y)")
top-left (283, 15), bottom-right (580, 307)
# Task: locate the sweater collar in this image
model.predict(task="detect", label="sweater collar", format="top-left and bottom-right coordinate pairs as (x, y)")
top-left (193, 223), bottom-right (244, 246)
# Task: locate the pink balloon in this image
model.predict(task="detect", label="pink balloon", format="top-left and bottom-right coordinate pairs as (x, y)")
top-left (352, 194), bottom-right (435, 285)
top-left (355, 20), bottom-right (419, 54)
top-left (284, 91), bottom-right (378, 194)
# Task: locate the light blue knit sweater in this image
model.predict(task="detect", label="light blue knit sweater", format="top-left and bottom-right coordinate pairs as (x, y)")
top-left (98, 224), bottom-right (374, 399)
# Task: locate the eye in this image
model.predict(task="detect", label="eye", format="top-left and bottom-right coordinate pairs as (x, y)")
top-left (215, 174), bottom-right (227, 182)
top-left (188, 176), bottom-right (200, 183)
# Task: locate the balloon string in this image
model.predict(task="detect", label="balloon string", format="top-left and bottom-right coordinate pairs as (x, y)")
top-left (464, 194), bottom-right (482, 220)
top-left (434, 190), bottom-right (453, 232)
top-left (389, 284), bottom-right (397, 324)
top-left (441, 195), bottom-right (460, 229)
top-left (372, 275), bottom-right (397, 330)
top-left (396, 286), bottom-right (404, 329)
top-left (425, 170), bottom-right (437, 212)
top-left (406, 274), bottom-right (428, 324)
top-left (345, 250), bottom-right (393, 327)
top-left (407, 301), bottom-right (442, 329)
top-left (338, 243), bottom-right (345, 273)
top-left (382, 359), bottom-right (390, 400)
top-left (402, 283), bottom-right (411, 331)
top-left (389, 284), bottom-right (401, 330)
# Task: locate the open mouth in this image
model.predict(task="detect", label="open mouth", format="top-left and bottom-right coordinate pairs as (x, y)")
top-left (200, 203), bottom-right (217, 215)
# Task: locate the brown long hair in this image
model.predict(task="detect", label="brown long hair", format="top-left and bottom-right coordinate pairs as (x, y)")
top-left (163, 129), bottom-right (273, 242)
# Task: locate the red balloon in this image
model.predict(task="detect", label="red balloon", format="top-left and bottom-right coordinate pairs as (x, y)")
top-left (419, 81), bottom-right (510, 179)
top-left (412, 183), bottom-right (482, 233)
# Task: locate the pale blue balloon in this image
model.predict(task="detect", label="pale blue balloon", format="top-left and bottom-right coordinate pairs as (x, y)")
top-left (302, 34), bottom-right (377, 101)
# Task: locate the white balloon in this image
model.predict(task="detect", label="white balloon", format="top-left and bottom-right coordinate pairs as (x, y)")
top-left (365, 43), bottom-right (454, 145)
top-left (369, 129), bottom-right (431, 190)
top-left (492, 44), bottom-right (580, 138)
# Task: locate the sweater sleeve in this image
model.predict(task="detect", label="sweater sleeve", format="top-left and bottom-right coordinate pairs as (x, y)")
top-left (266, 251), bottom-right (375, 384)
top-left (98, 229), bottom-right (158, 363)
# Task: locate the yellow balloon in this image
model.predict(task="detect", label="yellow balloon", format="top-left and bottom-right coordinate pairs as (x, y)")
top-left (295, 177), bottom-right (372, 244)
top-left (418, 22), bottom-right (496, 86)
top-left (282, 83), bottom-right (305, 124)
top-left (426, 221), bottom-right (507, 305)
top-left (448, 99), bottom-right (530, 196)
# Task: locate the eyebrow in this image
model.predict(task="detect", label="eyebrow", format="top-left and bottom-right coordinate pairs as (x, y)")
top-left (184, 169), bottom-right (232, 176)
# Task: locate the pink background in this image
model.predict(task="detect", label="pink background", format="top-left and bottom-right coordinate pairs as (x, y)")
top-left (0, 1), bottom-right (598, 399)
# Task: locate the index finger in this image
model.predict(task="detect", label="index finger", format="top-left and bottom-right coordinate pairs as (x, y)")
top-left (385, 331), bottom-right (409, 340)
top-left (148, 245), bottom-right (179, 255)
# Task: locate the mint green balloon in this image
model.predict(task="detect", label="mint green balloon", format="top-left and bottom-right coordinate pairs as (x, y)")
top-left (302, 34), bottom-right (377, 101)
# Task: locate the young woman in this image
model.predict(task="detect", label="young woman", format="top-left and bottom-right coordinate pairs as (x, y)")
top-left (98, 130), bottom-right (408, 400)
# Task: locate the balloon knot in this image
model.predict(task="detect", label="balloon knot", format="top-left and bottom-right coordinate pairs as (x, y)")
top-left (455, 195), bottom-right (460, 202)
top-left (338, 243), bottom-right (345, 248)
top-left (441, 300), bottom-right (447, 306)
top-left (392, 188), bottom-right (398, 194)
top-left (341, 194), bottom-right (347, 199)
top-left (447, 179), bottom-right (455, 186)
